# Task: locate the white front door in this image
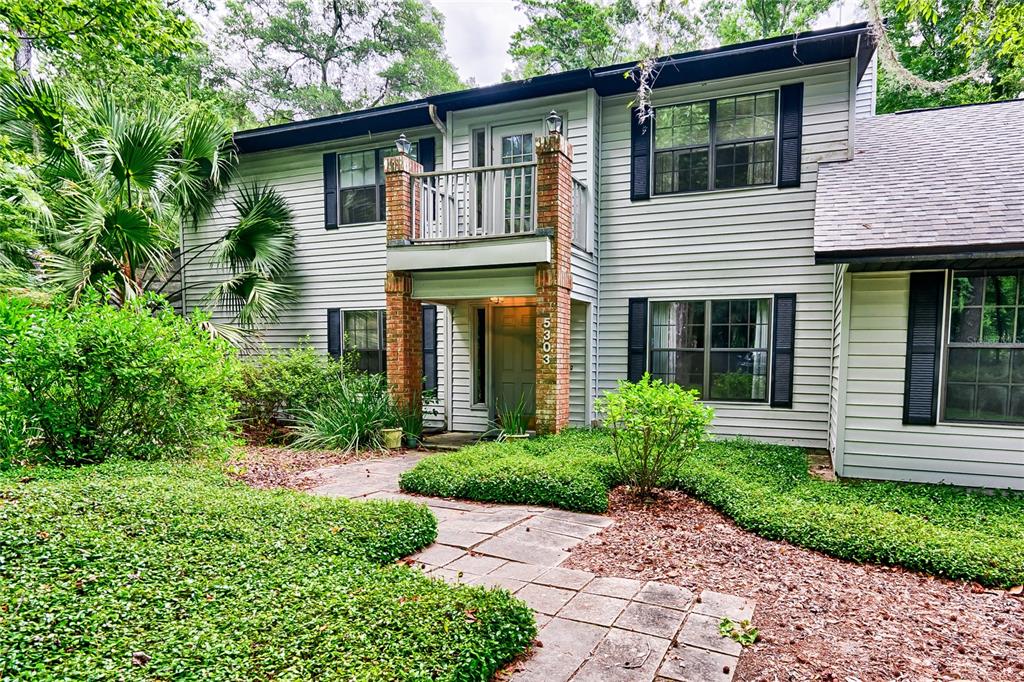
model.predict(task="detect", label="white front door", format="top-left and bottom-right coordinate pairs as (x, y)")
top-left (491, 126), bottom-right (538, 234)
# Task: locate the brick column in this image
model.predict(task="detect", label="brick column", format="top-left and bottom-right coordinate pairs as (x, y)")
top-left (384, 152), bottom-right (423, 412)
top-left (534, 132), bottom-right (573, 435)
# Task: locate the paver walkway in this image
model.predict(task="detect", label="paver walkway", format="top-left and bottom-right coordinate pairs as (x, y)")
top-left (307, 453), bottom-right (755, 682)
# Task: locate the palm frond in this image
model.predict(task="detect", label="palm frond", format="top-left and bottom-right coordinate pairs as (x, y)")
top-left (213, 182), bottom-right (295, 278)
top-left (106, 119), bottom-right (179, 197)
top-left (203, 271), bottom-right (298, 326)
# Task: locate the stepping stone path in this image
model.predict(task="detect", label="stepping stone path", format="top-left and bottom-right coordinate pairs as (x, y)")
top-left (308, 453), bottom-right (756, 682)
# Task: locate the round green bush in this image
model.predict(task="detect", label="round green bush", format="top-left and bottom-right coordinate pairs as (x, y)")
top-left (0, 289), bottom-right (240, 464)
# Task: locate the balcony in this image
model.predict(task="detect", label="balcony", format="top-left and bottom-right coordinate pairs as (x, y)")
top-left (386, 163), bottom-right (588, 275)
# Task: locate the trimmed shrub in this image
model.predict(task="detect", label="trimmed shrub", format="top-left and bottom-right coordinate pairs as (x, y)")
top-left (292, 372), bottom-right (397, 451)
top-left (233, 345), bottom-right (345, 442)
top-left (598, 374), bottom-right (713, 496)
top-left (0, 460), bottom-right (536, 679)
top-left (400, 430), bottom-right (617, 513)
top-left (0, 290), bottom-right (239, 464)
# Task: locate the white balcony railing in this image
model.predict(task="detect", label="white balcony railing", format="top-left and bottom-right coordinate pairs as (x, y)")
top-left (411, 162), bottom-right (538, 241)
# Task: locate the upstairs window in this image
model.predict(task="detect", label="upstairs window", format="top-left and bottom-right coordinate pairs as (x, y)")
top-left (653, 91), bottom-right (777, 195)
top-left (338, 145), bottom-right (417, 226)
top-left (944, 270), bottom-right (1024, 424)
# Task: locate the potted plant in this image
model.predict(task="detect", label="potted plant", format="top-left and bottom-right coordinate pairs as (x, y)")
top-left (397, 404), bottom-right (423, 448)
top-left (497, 393), bottom-right (530, 441)
top-left (381, 423), bottom-right (403, 449)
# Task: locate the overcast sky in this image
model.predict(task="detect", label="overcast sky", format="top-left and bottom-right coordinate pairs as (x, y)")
top-left (433, 0), bottom-right (865, 86)
top-left (433, 0), bottom-right (527, 85)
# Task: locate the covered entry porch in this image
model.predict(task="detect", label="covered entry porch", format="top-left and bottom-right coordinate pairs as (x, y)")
top-left (384, 128), bottom-right (578, 434)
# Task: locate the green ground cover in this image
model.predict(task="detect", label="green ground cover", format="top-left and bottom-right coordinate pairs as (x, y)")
top-left (400, 430), bottom-right (1024, 587)
top-left (0, 461), bottom-right (535, 680)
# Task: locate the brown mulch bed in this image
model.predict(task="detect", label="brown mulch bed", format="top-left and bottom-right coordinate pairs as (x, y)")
top-left (563, 488), bottom-right (1024, 682)
top-left (225, 445), bottom-right (404, 491)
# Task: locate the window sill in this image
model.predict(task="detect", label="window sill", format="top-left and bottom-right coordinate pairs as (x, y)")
top-left (650, 182), bottom-right (778, 200)
top-left (336, 220), bottom-right (386, 229)
top-left (936, 417), bottom-right (1024, 431)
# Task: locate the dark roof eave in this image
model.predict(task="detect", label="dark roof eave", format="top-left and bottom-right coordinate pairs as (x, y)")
top-left (234, 22), bottom-right (871, 154)
top-left (815, 241), bottom-right (1024, 265)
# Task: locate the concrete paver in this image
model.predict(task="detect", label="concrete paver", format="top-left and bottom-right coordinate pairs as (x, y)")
top-left (693, 590), bottom-right (755, 622)
top-left (559, 592), bottom-right (629, 626)
top-left (534, 567), bottom-right (595, 590)
top-left (614, 601), bottom-right (686, 639)
top-left (572, 628), bottom-right (670, 682)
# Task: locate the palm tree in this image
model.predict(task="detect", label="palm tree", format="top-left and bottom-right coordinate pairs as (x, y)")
top-left (0, 80), bottom-right (296, 333)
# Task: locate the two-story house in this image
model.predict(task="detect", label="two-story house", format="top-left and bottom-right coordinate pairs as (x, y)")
top-left (182, 22), bottom-right (1024, 491)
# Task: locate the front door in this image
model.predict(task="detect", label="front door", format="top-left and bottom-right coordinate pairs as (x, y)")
top-left (492, 305), bottom-right (536, 424)
top-left (491, 125), bottom-right (538, 235)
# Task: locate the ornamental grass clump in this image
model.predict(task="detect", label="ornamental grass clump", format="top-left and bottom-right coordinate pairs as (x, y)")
top-left (292, 371), bottom-right (396, 451)
top-left (598, 373), bottom-right (714, 497)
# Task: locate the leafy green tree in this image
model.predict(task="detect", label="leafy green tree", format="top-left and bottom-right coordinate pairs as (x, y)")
top-left (875, 0), bottom-right (1024, 112)
top-left (216, 0), bottom-right (465, 120)
top-left (0, 0), bottom-right (248, 125)
top-left (704, 0), bottom-right (837, 44)
top-left (507, 0), bottom-right (704, 78)
top-left (0, 80), bottom-right (296, 329)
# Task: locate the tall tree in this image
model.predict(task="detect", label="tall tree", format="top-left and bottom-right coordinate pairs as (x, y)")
top-left (703, 0), bottom-right (837, 44)
top-left (0, 0), bottom-right (246, 123)
top-left (216, 0), bottom-right (465, 121)
top-left (873, 0), bottom-right (1024, 113)
top-left (507, 0), bottom-right (705, 78)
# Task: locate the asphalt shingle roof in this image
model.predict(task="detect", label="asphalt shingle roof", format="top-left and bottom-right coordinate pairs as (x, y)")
top-left (814, 99), bottom-right (1024, 261)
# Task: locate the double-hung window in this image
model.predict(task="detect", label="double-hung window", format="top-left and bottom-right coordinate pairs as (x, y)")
top-left (944, 270), bottom-right (1024, 424)
top-left (653, 91), bottom-right (777, 195)
top-left (343, 310), bottom-right (386, 374)
top-left (337, 145), bottom-right (417, 226)
top-left (649, 299), bottom-right (771, 401)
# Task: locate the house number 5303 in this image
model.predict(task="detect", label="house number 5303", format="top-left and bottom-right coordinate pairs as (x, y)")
top-left (542, 318), bottom-right (552, 364)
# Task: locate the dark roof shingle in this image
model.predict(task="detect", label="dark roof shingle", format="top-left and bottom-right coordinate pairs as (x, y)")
top-left (814, 99), bottom-right (1024, 261)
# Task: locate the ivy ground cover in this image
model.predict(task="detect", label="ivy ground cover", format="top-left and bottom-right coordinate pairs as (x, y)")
top-left (400, 430), bottom-right (1024, 587)
top-left (0, 461), bottom-right (535, 680)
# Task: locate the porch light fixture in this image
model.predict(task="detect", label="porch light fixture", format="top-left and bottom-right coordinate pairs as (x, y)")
top-left (395, 133), bottom-right (412, 156)
top-left (489, 296), bottom-right (505, 304)
top-left (545, 110), bottom-right (562, 135)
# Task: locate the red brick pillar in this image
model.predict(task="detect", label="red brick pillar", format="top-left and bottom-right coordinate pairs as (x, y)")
top-left (384, 151), bottom-right (423, 412)
top-left (534, 132), bottom-right (573, 435)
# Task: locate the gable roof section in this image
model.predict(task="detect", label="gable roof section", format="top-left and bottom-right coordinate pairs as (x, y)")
top-left (234, 22), bottom-right (871, 153)
top-left (814, 99), bottom-right (1024, 264)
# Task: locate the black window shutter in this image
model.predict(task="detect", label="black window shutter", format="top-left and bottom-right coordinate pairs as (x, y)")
top-left (771, 294), bottom-right (796, 407)
top-left (422, 304), bottom-right (438, 391)
top-left (629, 109), bottom-right (651, 201)
top-left (777, 83), bottom-right (804, 188)
top-left (627, 298), bottom-right (648, 382)
top-left (327, 308), bottom-right (341, 358)
top-left (903, 272), bottom-right (944, 425)
top-left (323, 152), bottom-right (338, 230)
top-left (418, 137), bottom-right (435, 172)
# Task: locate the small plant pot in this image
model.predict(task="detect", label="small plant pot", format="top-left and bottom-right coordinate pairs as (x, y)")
top-left (405, 434), bottom-right (420, 448)
top-left (382, 428), bottom-right (403, 449)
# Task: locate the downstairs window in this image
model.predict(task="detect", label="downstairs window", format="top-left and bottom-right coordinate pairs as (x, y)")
top-left (944, 270), bottom-right (1024, 424)
top-left (649, 298), bottom-right (771, 401)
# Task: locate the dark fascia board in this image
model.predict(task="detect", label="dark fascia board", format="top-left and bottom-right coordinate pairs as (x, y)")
top-left (234, 22), bottom-right (871, 154)
top-left (815, 241), bottom-right (1024, 266)
top-left (234, 101), bottom-right (434, 154)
